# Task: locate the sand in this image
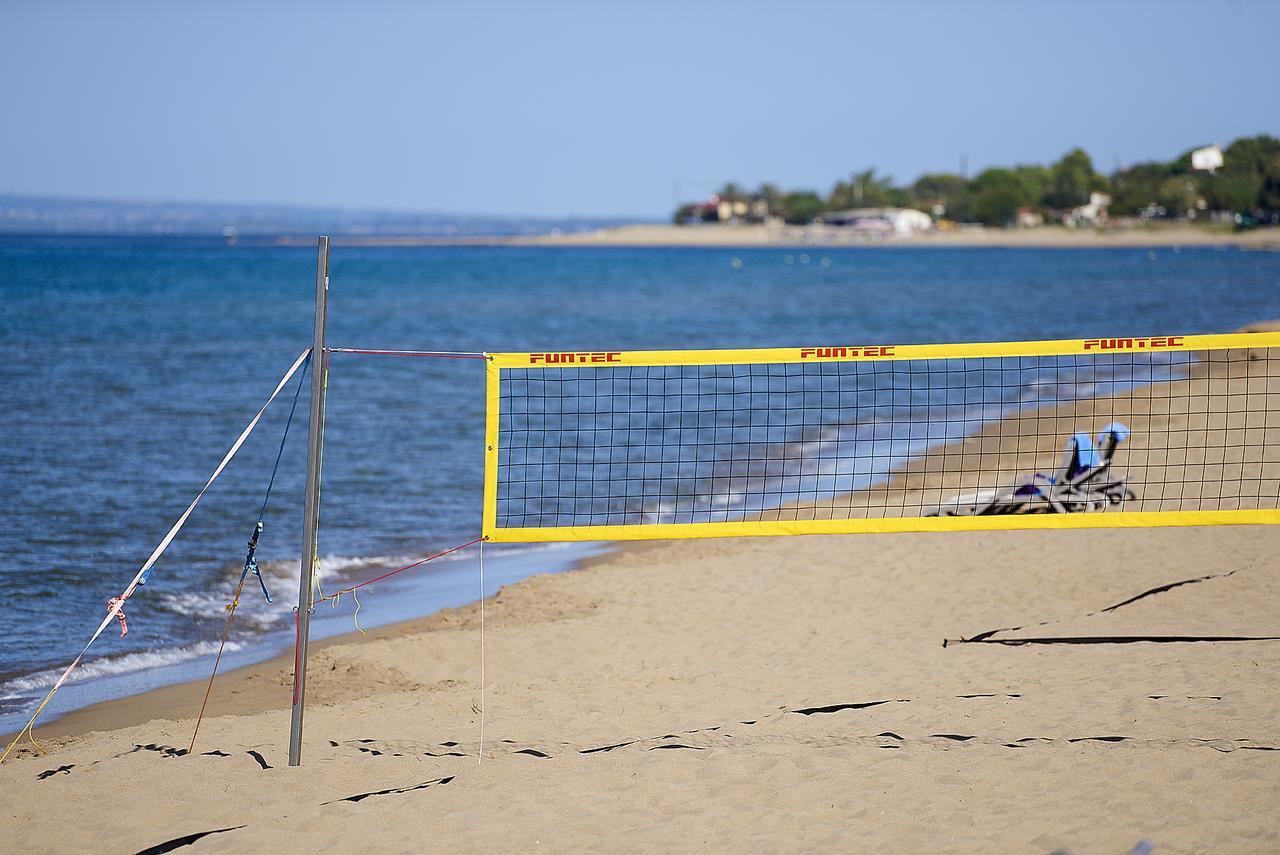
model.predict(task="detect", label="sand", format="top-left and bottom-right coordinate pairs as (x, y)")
top-left (2, 339), bottom-right (1279, 852)
top-left (523, 222), bottom-right (1280, 250)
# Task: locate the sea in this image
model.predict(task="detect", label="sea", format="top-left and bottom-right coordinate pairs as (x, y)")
top-left (2, 235), bottom-right (1280, 732)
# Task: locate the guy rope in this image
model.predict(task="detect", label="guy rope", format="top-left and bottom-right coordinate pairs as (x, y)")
top-left (0, 348), bottom-right (312, 764)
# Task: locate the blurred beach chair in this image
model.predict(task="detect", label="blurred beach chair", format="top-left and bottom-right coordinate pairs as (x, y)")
top-left (926, 422), bottom-right (1134, 517)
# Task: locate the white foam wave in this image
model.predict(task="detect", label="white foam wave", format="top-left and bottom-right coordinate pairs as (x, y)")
top-left (0, 540), bottom-right (588, 715)
top-left (0, 639), bottom-right (245, 700)
top-left (153, 543), bottom-right (579, 620)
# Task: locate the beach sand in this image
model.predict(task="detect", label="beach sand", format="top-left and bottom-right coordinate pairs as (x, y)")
top-left (523, 222), bottom-right (1280, 251)
top-left (280, 223), bottom-right (1280, 250)
top-left (2, 338), bottom-right (1278, 852)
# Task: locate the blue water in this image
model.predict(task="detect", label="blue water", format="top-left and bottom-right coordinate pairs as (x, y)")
top-left (2, 236), bottom-right (1279, 729)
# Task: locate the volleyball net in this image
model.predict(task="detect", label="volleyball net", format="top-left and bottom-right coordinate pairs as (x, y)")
top-left (482, 332), bottom-right (1280, 542)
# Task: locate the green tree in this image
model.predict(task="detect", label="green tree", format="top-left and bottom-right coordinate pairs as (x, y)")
top-left (1199, 135), bottom-right (1280, 213)
top-left (1206, 171), bottom-right (1262, 214)
top-left (1013, 164), bottom-right (1051, 208)
top-left (717, 182), bottom-right (746, 202)
top-left (1224, 135), bottom-right (1280, 174)
top-left (911, 173), bottom-right (973, 220)
top-left (1047, 148), bottom-right (1100, 209)
top-left (885, 185), bottom-right (911, 207)
top-left (1262, 151), bottom-right (1280, 213)
top-left (781, 191), bottom-right (824, 224)
top-left (1156, 177), bottom-right (1198, 218)
top-left (971, 168), bottom-right (1029, 226)
top-left (672, 202), bottom-right (718, 224)
top-left (1110, 161), bottom-right (1178, 215)
top-left (828, 169), bottom-right (896, 209)
top-left (756, 182), bottom-right (784, 217)
top-left (912, 173), bottom-right (967, 199)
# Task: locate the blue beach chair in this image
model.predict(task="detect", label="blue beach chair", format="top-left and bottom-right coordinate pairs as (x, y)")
top-left (927, 422), bottom-right (1134, 516)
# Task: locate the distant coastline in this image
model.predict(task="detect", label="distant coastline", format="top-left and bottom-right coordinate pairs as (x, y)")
top-left (268, 222), bottom-right (1280, 250)
top-left (0, 193), bottom-right (653, 239)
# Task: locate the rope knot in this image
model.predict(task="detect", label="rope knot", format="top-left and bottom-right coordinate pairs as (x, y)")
top-left (106, 597), bottom-right (128, 637)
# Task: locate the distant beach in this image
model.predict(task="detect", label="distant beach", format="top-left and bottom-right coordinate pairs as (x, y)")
top-left (270, 222), bottom-right (1280, 250)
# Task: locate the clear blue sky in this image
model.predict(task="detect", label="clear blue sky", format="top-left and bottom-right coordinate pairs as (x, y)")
top-left (3, 0), bottom-right (1276, 218)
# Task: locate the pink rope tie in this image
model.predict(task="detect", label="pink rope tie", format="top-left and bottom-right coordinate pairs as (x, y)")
top-left (107, 597), bottom-right (129, 637)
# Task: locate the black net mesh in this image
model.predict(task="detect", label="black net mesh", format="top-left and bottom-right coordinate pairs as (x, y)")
top-left (494, 346), bottom-right (1280, 532)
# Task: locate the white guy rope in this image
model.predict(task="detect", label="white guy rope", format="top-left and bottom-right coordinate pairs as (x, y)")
top-left (1, 348), bottom-right (312, 763)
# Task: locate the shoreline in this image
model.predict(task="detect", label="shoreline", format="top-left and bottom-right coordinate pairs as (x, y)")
top-left (0, 541), bottom-right (610, 742)
top-left (2, 329), bottom-right (1277, 850)
top-left (11, 325), bottom-right (1276, 746)
top-left (266, 223), bottom-right (1280, 250)
top-left (0, 540), bottom-right (636, 749)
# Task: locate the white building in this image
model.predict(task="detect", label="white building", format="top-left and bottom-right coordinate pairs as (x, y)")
top-left (820, 207), bottom-right (933, 235)
top-left (1064, 192), bottom-right (1111, 228)
top-left (1191, 144), bottom-right (1224, 174)
top-left (1015, 207), bottom-right (1044, 229)
top-left (715, 197), bottom-right (750, 221)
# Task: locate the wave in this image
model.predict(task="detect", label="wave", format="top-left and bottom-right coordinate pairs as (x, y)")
top-left (150, 541), bottom-right (581, 620)
top-left (0, 638), bottom-right (246, 701)
top-left (0, 539), bottom-right (584, 717)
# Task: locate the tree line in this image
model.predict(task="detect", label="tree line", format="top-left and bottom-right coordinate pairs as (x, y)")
top-left (674, 134), bottom-right (1280, 227)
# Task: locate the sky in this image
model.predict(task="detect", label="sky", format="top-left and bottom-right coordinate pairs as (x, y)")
top-left (2, 0), bottom-right (1277, 219)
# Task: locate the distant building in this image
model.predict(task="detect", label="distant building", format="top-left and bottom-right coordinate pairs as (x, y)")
top-left (1063, 192), bottom-right (1111, 228)
top-left (716, 197), bottom-right (751, 221)
top-left (675, 193), bottom-right (782, 225)
top-left (819, 207), bottom-right (933, 236)
top-left (1015, 207), bottom-right (1044, 229)
top-left (676, 196), bottom-right (722, 223)
top-left (1191, 144), bottom-right (1224, 174)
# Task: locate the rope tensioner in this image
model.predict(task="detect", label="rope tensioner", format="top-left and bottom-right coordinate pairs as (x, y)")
top-left (242, 521), bottom-right (271, 604)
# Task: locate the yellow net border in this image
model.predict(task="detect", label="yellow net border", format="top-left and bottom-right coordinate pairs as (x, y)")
top-left (483, 332), bottom-right (1280, 542)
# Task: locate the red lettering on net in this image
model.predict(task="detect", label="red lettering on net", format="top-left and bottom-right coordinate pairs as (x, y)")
top-left (1083, 336), bottom-right (1185, 351)
top-left (529, 351), bottom-right (623, 364)
top-left (799, 346), bottom-right (895, 359)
